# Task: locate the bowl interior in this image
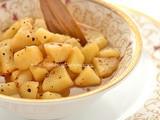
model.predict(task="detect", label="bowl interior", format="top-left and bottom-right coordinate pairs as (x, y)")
top-left (0, 0), bottom-right (140, 99)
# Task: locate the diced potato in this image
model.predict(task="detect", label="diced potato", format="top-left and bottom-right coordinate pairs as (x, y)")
top-left (67, 47), bottom-right (84, 73)
top-left (5, 70), bottom-right (20, 82)
top-left (41, 58), bottom-right (58, 71)
top-left (57, 88), bottom-right (70, 97)
top-left (34, 19), bottom-right (47, 29)
top-left (30, 66), bottom-right (48, 82)
top-left (64, 38), bottom-right (82, 49)
top-left (66, 68), bottom-right (78, 80)
top-left (48, 34), bottom-right (71, 43)
top-left (15, 69), bottom-right (33, 87)
top-left (42, 66), bottom-right (73, 92)
top-left (14, 46), bottom-right (43, 70)
top-left (97, 47), bottom-right (120, 58)
top-left (35, 28), bottom-right (54, 43)
top-left (11, 26), bottom-right (40, 52)
top-left (0, 41), bottom-right (16, 75)
top-left (0, 39), bottom-right (10, 47)
top-left (87, 31), bottom-right (107, 50)
top-left (19, 81), bottom-right (39, 99)
top-left (0, 82), bottom-right (18, 95)
top-left (2, 21), bottom-right (21, 40)
top-left (93, 57), bottom-right (119, 77)
top-left (40, 91), bottom-right (61, 99)
top-left (82, 44), bottom-right (99, 64)
top-left (44, 43), bottom-right (72, 62)
top-left (75, 66), bottom-right (101, 87)
top-left (20, 18), bottom-right (34, 27)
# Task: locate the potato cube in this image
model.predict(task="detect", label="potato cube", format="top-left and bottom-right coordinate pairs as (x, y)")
top-left (75, 66), bottom-right (101, 87)
top-left (15, 69), bottom-right (33, 87)
top-left (34, 19), bottom-right (47, 29)
top-left (5, 70), bottom-right (20, 82)
top-left (64, 38), bottom-right (82, 49)
top-left (35, 28), bottom-right (54, 43)
top-left (97, 47), bottom-right (120, 58)
top-left (11, 26), bottom-right (40, 52)
top-left (20, 18), bottom-right (34, 27)
top-left (19, 81), bottom-right (39, 99)
top-left (0, 41), bottom-right (16, 75)
top-left (2, 21), bottom-right (21, 40)
top-left (40, 91), bottom-right (61, 99)
top-left (93, 57), bottom-right (119, 77)
top-left (30, 66), bottom-right (48, 82)
top-left (67, 47), bottom-right (84, 73)
top-left (0, 82), bottom-right (18, 95)
top-left (42, 66), bottom-right (73, 92)
top-left (87, 31), bottom-right (107, 50)
top-left (66, 68), bottom-right (78, 80)
top-left (44, 43), bottom-right (72, 62)
top-left (82, 44), bottom-right (99, 64)
top-left (14, 46), bottom-right (43, 70)
top-left (48, 34), bottom-right (71, 43)
top-left (57, 88), bottom-right (70, 97)
top-left (41, 58), bottom-right (58, 71)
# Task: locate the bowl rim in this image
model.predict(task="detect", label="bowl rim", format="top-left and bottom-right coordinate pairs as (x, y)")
top-left (0, 0), bottom-right (142, 103)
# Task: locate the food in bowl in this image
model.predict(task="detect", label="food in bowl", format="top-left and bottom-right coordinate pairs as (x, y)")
top-left (0, 17), bottom-right (120, 99)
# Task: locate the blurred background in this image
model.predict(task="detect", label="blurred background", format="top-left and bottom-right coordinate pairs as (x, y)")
top-left (105, 0), bottom-right (160, 21)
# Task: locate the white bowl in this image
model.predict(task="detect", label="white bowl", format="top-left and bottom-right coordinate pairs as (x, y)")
top-left (0, 0), bottom-right (142, 119)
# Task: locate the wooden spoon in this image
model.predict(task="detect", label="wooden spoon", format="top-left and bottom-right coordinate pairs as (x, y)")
top-left (40, 0), bottom-right (87, 46)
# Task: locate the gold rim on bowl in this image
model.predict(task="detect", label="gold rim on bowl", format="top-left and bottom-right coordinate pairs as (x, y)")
top-left (0, 0), bottom-right (142, 103)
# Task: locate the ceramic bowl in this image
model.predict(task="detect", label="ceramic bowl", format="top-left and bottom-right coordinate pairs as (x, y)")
top-left (0, 0), bottom-right (142, 119)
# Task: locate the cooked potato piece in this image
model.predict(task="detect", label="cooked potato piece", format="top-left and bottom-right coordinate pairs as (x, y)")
top-left (48, 34), bottom-right (71, 43)
top-left (20, 18), bottom-right (34, 27)
top-left (0, 82), bottom-right (18, 95)
top-left (30, 66), bottom-right (48, 82)
top-left (15, 69), bottom-right (33, 87)
top-left (34, 19), bottom-right (47, 29)
top-left (75, 66), bottom-right (101, 87)
top-left (97, 47), bottom-right (120, 58)
top-left (44, 43), bottom-right (72, 62)
top-left (40, 91), bottom-right (61, 99)
top-left (82, 44), bottom-right (99, 64)
top-left (2, 21), bottom-right (21, 40)
top-left (5, 70), bottom-right (20, 82)
top-left (93, 57), bottom-right (119, 77)
top-left (42, 66), bottom-right (73, 92)
top-left (11, 26), bottom-right (40, 52)
top-left (19, 81), bottom-right (39, 99)
top-left (66, 68), bottom-right (78, 80)
top-left (14, 46), bottom-right (43, 70)
top-left (67, 47), bottom-right (84, 73)
top-left (0, 41), bottom-right (16, 75)
top-left (64, 38), bottom-right (82, 49)
top-left (57, 88), bottom-right (70, 97)
top-left (35, 28), bottom-right (54, 43)
top-left (41, 58), bottom-right (58, 71)
top-left (87, 31), bottom-right (107, 50)
top-left (38, 44), bottom-right (46, 57)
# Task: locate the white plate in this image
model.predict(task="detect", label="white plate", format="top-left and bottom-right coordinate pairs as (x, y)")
top-left (0, 50), bottom-right (157, 120)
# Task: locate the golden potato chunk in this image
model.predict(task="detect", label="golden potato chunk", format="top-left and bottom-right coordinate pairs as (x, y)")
top-left (93, 57), bottom-right (119, 77)
top-left (48, 34), bottom-right (71, 43)
top-left (75, 66), bottom-right (101, 87)
top-left (82, 44), bottom-right (99, 64)
top-left (15, 69), bottom-right (33, 87)
top-left (97, 47), bottom-right (120, 58)
top-left (19, 81), bottom-right (39, 99)
top-left (0, 82), bottom-right (18, 95)
top-left (87, 31), bottom-right (107, 50)
top-left (67, 47), bottom-right (84, 73)
top-left (0, 40), bottom-right (16, 75)
top-left (42, 66), bottom-right (73, 92)
top-left (14, 46), bottom-right (43, 70)
top-left (66, 68), bottom-right (78, 80)
top-left (57, 88), bottom-right (70, 97)
top-left (40, 91), bottom-right (61, 99)
top-left (44, 43), bottom-right (72, 62)
top-left (5, 70), bottom-right (20, 82)
top-left (35, 28), bottom-right (53, 43)
top-left (64, 38), bottom-right (82, 49)
top-left (41, 58), bottom-right (58, 71)
top-left (34, 19), bottom-right (47, 29)
top-left (11, 26), bottom-right (40, 52)
top-left (30, 66), bottom-right (48, 82)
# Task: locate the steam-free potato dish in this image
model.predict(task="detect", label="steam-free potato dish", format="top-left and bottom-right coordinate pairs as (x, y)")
top-left (0, 18), bottom-right (120, 99)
